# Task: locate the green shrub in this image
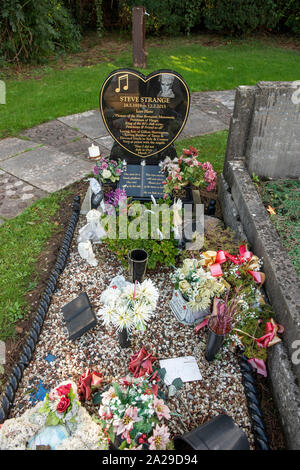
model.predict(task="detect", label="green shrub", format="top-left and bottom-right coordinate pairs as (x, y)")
top-left (0, 0), bottom-right (81, 63)
top-left (275, 0), bottom-right (300, 34)
top-left (119, 0), bottom-right (203, 36)
top-left (202, 0), bottom-right (278, 35)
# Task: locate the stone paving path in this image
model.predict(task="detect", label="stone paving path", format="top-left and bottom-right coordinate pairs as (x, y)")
top-left (0, 90), bottom-right (235, 223)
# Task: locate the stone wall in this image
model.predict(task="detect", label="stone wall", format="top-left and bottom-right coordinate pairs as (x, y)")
top-left (225, 81), bottom-right (300, 179)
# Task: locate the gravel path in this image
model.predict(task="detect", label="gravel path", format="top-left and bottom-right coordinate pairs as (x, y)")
top-left (9, 216), bottom-right (254, 448)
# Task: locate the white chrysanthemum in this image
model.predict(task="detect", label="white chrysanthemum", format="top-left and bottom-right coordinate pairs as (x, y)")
top-left (137, 279), bottom-right (159, 308)
top-left (133, 301), bottom-right (153, 329)
top-left (112, 305), bottom-right (135, 331)
top-left (98, 304), bottom-right (118, 326)
top-left (100, 287), bottom-right (120, 306)
top-left (120, 284), bottom-right (135, 301)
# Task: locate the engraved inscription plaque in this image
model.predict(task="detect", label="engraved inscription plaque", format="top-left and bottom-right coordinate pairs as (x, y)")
top-left (99, 69), bottom-right (190, 162)
top-left (119, 164), bottom-right (165, 199)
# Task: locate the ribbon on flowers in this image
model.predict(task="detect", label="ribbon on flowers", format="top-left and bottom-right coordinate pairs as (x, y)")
top-left (256, 318), bottom-right (284, 348)
top-left (248, 358), bottom-right (267, 377)
top-left (200, 245), bottom-right (265, 284)
top-left (200, 250), bottom-right (227, 277)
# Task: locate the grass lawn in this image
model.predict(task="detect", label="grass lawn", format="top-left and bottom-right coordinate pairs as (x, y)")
top-left (1, 37), bottom-right (300, 138)
top-left (0, 190), bottom-right (70, 341)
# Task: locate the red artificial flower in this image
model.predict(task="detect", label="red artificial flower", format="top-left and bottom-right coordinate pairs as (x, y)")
top-left (56, 396), bottom-right (70, 413)
top-left (128, 348), bottom-right (157, 378)
top-left (78, 369), bottom-right (103, 402)
top-left (56, 383), bottom-right (71, 397)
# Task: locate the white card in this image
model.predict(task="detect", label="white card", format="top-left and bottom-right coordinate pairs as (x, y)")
top-left (159, 356), bottom-right (202, 385)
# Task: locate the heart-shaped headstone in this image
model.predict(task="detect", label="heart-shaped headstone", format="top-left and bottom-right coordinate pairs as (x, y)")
top-left (99, 69), bottom-right (190, 159)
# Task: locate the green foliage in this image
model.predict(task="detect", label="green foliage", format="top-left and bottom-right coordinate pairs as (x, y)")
top-left (275, 0), bottom-right (300, 34)
top-left (95, 0), bottom-right (104, 37)
top-left (106, 237), bottom-right (179, 271)
top-left (103, 200), bottom-right (179, 270)
top-left (0, 0), bottom-right (81, 63)
top-left (202, 0), bottom-right (278, 35)
top-left (120, 0), bottom-right (203, 36)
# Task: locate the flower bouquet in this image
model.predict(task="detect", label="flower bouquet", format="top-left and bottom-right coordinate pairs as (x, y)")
top-left (93, 156), bottom-right (123, 185)
top-left (0, 381), bottom-right (108, 450)
top-left (38, 382), bottom-right (80, 427)
top-left (170, 258), bottom-right (225, 325)
top-left (161, 146), bottom-right (217, 197)
top-left (98, 279), bottom-right (159, 347)
top-left (98, 375), bottom-right (173, 450)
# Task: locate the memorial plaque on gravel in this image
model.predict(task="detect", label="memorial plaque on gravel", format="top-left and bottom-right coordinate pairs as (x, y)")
top-left (119, 164), bottom-right (165, 199)
top-left (99, 69), bottom-right (190, 161)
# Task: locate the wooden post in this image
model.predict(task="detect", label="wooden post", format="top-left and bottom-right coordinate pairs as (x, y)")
top-left (132, 6), bottom-right (147, 68)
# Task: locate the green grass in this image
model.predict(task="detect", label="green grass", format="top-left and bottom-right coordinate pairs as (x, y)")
top-left (0, 190), bottom-right (69, 341)
top-left (259, 179), bottom-right (300, 277)
top-left (175, 130), bottom-right (228, 173)
top-left (1, 40), bottom-right (300, 138)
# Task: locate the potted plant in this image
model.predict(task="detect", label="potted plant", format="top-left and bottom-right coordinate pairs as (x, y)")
top-left (97, 375), bottom-right (173, 450)
top-left (161, 146), bottom-right (217, 204)
top-left (170, 258), bottom-right (225, 325)
top-left (205, 289), bottom-right (240, 361)
top-left (98, 279), bottom-right (159, 348)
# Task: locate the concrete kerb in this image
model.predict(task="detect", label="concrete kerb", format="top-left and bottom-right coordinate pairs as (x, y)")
top-left (219, 159), bottom-right (300, 449)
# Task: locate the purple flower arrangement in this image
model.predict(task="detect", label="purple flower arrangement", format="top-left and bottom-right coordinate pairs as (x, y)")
top-left (93, 156), bottom-right (123, 183)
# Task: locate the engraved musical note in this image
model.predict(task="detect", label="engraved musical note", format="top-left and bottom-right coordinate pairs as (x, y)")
top-left (115, 74), bottom-right (129, 93)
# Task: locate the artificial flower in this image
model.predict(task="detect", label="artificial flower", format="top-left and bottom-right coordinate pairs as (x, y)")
top-left (153, 397), bottom-right (171, 421)
top-left (148, 424), bottom-right (170, 450)
top-left (56, 396), bottom-right (70, 413)
top-left (128, 348), bottom-right (157, 378)
top-left (78, 369), bottom-right (103, 402)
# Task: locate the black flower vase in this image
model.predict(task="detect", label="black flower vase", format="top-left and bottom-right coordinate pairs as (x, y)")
top-left (118, 328), bottom-right (131, 349)
top-left (205, 327), bottom-right (225, 362)
top-left (174, 414), bottom-right (250, 450)
top-left (128, 249), bottom-right (148, 283)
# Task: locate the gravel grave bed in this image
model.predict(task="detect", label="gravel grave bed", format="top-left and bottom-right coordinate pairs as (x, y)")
top-left (9, 216), bottom-right (255, 448)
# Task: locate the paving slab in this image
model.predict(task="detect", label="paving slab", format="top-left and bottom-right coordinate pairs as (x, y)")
top-left (95, 135), bottom-right (114, 151)
top-left (58, 110), bottom-right (107, 139)
top-left (57, 136), bottom-right (108, 160)
top-left (0, 170), bottom-right (46, 218)
top-left (208, 90), bottom-right (236, 110)
top-left (0, 146), bottom-right (93, 193)
top-left (0, 138), bottom-right (41, 162)
top-left (20, 120), bottom-right (83, 147)
top-left (180, 107), bottom-right (227, 138)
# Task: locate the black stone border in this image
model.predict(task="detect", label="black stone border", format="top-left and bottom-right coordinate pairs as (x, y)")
top-left (238, 352), bottom-right (270, 450)
top-left (0, 195), bottom-right (81, 424)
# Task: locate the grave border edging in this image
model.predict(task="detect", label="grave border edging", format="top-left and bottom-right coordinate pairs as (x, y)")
top-left (0, 195), bottom-right (81, 424)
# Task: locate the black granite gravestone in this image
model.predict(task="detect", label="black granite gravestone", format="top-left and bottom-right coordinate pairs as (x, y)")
top-left (99, 68), bottom-right (190, 165)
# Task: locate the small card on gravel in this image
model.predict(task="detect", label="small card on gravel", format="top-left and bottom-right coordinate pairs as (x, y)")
top-left (159, 356), bottom-right (202, 385)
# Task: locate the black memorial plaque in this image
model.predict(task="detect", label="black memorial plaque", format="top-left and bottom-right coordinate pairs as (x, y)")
top-left (119, 164), bottom-right (165, 200)
top-left (99, 69), bottom-right (190, 164)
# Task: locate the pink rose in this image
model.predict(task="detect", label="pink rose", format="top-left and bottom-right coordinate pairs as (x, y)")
top-left (56, 396), bottom-right (70, 413)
